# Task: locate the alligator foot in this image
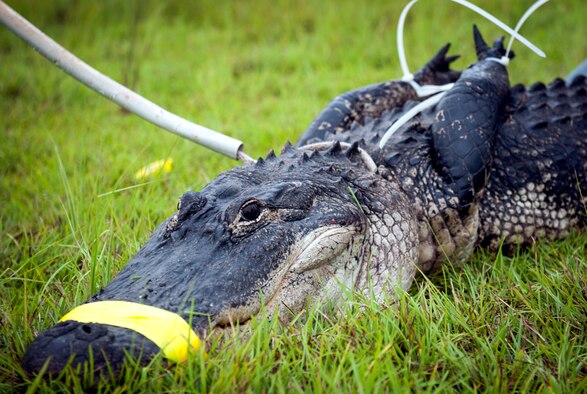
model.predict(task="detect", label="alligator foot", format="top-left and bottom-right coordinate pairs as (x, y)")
top-left (414, 43), bottom-right (461, 85)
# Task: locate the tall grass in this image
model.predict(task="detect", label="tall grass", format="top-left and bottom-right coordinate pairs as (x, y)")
top-left (1, 0), bottom-right (585, 391)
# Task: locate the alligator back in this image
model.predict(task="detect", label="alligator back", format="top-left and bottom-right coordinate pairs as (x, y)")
top-left (479, 76), bottom-right (587, 250)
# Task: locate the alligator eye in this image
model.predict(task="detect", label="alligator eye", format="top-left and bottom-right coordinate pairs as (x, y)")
top-left (240, 201), bottom-right (262, 222)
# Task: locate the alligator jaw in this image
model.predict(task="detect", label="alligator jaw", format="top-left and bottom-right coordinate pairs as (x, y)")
top-left (211, 224), bottom-right (368, 328)
top-left (21, 225), bottom-right (369, 378)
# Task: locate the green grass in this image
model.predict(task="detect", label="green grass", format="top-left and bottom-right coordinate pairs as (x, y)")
top-left (1, 0), bottom-right (586, 392)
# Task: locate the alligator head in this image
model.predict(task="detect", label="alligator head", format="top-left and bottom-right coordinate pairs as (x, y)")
top-left (22, 143), bottom-right (419, 377)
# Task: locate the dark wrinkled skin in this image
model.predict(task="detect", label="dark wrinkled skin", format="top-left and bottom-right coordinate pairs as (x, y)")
top-left (22, 27), bottom-right (587, 378)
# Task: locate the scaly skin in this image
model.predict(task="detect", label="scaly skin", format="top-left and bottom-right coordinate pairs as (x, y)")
top-left (22, 27), bottom-right (587, 378)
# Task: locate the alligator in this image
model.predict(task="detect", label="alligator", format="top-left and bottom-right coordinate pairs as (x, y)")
top-left (22, 27), bottom-right (587, 378)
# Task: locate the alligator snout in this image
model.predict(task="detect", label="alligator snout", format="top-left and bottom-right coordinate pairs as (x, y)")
top-left (22, 320), bottom-right (161, 377)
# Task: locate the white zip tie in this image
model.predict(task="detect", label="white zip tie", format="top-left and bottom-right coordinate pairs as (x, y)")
top-left (379, 91), bottom-right (446, 149)
top-left (486, 56), bottom-right (510, 66)
top-left (396, 0), bottom-right (546, 99)
top-left (397, 0), bottom-right (420, 81)
top-left (506, 0), bottom-right (550, 58)
top-left (407, 80), bottom-right (455, 97)
top-left (383, 0), bottom-right (548, 149)
top-left (448, 0), bottom-right (545, 58)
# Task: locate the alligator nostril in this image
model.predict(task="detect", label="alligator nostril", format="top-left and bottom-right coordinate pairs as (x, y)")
top-left (23, 322), bottom-right (162, 377)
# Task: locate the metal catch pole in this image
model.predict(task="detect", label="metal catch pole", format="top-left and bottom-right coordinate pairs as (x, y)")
top-left (0, 1), bottom-right (255, 164)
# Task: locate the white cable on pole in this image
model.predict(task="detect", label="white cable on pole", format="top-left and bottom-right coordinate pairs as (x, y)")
top-left (0, 1), bottom-right (254, 163)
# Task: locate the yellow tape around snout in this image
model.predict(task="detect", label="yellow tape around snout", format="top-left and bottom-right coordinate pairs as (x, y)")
top-left (59, 301), bottom-right (202, 363)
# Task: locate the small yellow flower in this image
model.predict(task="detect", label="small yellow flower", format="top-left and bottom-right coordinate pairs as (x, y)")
top-left (135, 158), bottom-right (173, 179)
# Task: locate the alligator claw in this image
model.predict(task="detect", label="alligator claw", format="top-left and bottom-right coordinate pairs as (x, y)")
top-left (414, 43), bottom-right (462, 85)
top-left (444, 54), bottom-right (461, 66)
top-left (429, 43), bottom-right (461, 71)
top-left (493, 35), bottom-right (515, 60)
top-left (493, 35), bottom-right (506, 52)
top-left (473, 25), bottom-right (515, 61)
